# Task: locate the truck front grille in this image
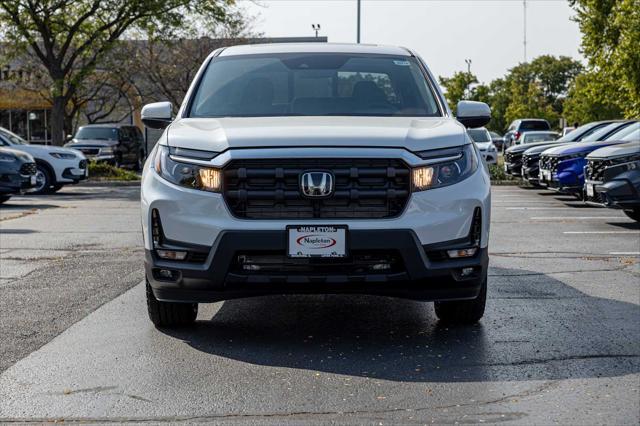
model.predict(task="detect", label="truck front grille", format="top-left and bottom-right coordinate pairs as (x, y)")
top-left (585, 159), bottom-right (609, 182)
top-left (78, 148), bottom-right (100, 156)
top-left (504, 151), bottom-right (523, 165)
top-left (522, 154), bottom-right (539, 169)
top-left (540, 155), bottom-right (559, 173)
top-left (223, 159), bottom-right (411, 219)
top-left (19, 162), bottom-right (37, 176)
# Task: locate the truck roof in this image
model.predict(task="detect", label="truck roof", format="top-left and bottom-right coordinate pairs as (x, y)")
top-left (218, 43), bottom-right (411, 57)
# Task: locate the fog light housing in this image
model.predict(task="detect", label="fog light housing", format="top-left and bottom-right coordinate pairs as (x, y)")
top-left (447, 247), bottom-right (478, 258)
top-left (154, 268), bottom-right (180, 281)
top-left (461, 267), bottom-right (475, 277)
top-left (156, 249), bottom-right (188, 260)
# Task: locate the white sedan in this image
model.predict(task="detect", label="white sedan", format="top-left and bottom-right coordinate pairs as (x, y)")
top-left (468, 127), bottom-right (498, 165)
top-left (0, 127), bottom-right (88, 194)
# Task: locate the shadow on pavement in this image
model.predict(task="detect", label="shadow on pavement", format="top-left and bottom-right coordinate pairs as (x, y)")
top-left (0, 203), bottom-right (58, 210)
top-left (0, 229), bottom-right (39, 234)
top-left (606, 221), bottom-right (640, 229)
top-left (0, 186), bottom-right (140, 207)
top-left (162, 266), bottom-right (640, 383)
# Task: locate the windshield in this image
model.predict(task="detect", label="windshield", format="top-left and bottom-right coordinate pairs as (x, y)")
top-left (468, 129), bottom-right (490, 142)
top-left (520, 121), bottom-right (550, 131)
top-left (608, 122), bottom-right (639, 141)
top-left (0, 127), bottom-right (28, 145)
top-left (189, 53), bottom-right (441, 118)
top-left (75, 127), bottom-right (119, 140)
top-left (556, 122), bottom-right (604, 142)
top-left (524, 133), bottom-right (557, 143)
top-left (582, 122), bottom-right (627, 142)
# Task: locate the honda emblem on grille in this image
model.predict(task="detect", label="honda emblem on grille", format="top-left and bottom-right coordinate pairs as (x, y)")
top-left (300, 171), bottom-right (334, 197)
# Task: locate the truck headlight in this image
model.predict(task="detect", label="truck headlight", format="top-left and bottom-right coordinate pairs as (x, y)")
top-left (412, 144), bottom-right (478, 191)
top-left (49, 152), bottom-right (77, 159)
top-left (154, 145), bottom-right (222, 192)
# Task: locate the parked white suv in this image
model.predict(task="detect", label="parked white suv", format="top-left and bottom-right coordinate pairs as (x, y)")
top-left (140, 43), bottom-right (492, 327)
top-left (0, 127), bottom-right (88, 193)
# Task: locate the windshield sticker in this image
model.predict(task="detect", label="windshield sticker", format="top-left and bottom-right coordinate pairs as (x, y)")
top-left (393, 60), bottom-right (410, 66)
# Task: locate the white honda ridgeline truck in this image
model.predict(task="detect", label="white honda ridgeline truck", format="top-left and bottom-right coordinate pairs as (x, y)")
top-left (140, 43), bottom-right (492, 327)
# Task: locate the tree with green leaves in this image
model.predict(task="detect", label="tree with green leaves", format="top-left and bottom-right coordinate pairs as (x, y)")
top-left (505, 81), bottom-right (559, 126)
top-left (568, 0), bottom-right (640, 118)
top-left (563, 71), bottom-right (623, 124)
top-left (439, 71), bottom-right (478, 114)
top-left (439, 55), bottom-right (580, 132)
top-left (0, 0), bottom-right (237, 145)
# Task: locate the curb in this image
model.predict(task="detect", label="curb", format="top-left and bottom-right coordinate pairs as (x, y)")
top-left (78, 180), bottom-right (141, 187)
top-left (490, 180), bottom-right (528, 186)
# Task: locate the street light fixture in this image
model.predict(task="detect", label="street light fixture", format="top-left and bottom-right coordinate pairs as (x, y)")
top-left (464, 59), bottom-right (472, 99)
top-left (312, 24), bottom-right (321, 38)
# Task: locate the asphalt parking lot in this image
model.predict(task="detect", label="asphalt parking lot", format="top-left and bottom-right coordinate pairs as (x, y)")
top-left (0, 184), bottom-right (638, 424)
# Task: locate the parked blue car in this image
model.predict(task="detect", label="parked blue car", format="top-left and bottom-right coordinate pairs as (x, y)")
top-left (538, 121), bottom-right (638, 197)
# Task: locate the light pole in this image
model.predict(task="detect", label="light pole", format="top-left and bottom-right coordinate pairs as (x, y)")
top-left (312, 24), bottom-right (321, 38)
top-left (523, 0), bottom-right (527, 62)
top-left (465, 59), bottom-right (472, 99)
top-left (356, 0), bottom-right (361, 43)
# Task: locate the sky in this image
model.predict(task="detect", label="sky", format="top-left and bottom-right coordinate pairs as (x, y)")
top-left (237, 0), bottom-right (584, 83)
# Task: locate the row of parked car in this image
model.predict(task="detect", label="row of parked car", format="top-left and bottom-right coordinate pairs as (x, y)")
top-left (502, 120), bottom-right (640, 222)
top-left (0, 127), bottom-right (88, 203)
top-left (0, 123), bottom-right (146, 203)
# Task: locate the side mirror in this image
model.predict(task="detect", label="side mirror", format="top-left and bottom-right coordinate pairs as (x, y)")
top-left (456, 101), bottom-right (491, 128)
top-left (141, 102), bottom-right (173, 129)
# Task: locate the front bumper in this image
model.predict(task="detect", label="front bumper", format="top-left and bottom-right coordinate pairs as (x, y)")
top-left (591, 179), bottom-right (640, 210)
top-left (522, 166), bottom-right (540, 184)
top-left (538, 168), bottom-right (582, 194)
top-left (54, 159), bottom-right (89, 184)
top-left (504, 161), bottom-right (522, 176)
top-left (85, 154), bottom-right (115, 163)
top-left (0, 171), bottom-right (36, 194)
top-left (146, 230), bottom-right (488, 303)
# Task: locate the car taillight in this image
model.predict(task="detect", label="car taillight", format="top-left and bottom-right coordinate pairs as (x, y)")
top-left (514, 131), bottom-right (520, 140)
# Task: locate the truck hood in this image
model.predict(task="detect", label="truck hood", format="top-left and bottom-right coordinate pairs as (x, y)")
top-left (166, 116), bottom-right (467, 152)
top-left (14, 144), bottom-right (85, 159)
top-left (523, 142), bottom-right (574, 156)
top-left (0, 147), bottom-right (35, 162)
top-left (65, 139), bottom-right (118, 148)
top-left (586, 141), bottom-right (640, 160)
top-left (543, 140), bottom-right (627, 157)
top-left (508, 140), bottom-right (572, 154)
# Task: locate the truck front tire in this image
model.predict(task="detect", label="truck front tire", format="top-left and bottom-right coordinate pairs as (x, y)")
top-left (623, 209), bottom-right (640, 222)
top-left (146, 280), bottom-right (197, 327)
top-left (434, 273), bottom-right (487, 324)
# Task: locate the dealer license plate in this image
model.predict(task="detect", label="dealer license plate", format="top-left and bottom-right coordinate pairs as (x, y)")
top-left (541, 170), bottom-right (551, 181)
top-left (287, 225), bottom-right (347, 258)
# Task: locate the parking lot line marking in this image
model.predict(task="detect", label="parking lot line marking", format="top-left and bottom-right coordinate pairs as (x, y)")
top-left (505, 207), bottom-right (580, 210)
top-left (610, 252), bottom-right (640, 255)
top-left (563, 231), bottom-right (640, 234)
top-left (530, 217), bottom-right (624, 220)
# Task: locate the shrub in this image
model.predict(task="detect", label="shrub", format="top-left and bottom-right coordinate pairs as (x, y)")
top-left (489, 164), bottom-right (508, 181)
top-left (88, 161), bottom-right (140, 181)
